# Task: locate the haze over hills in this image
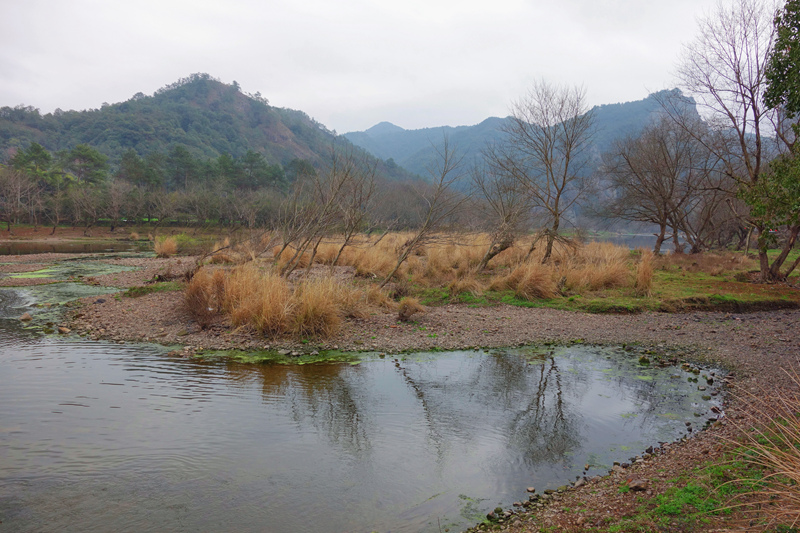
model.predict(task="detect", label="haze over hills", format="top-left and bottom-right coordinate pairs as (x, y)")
top-left (344, 89), bottom-right (693, 179)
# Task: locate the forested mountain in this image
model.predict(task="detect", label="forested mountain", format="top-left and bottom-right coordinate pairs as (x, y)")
top-left (0, 73), bottom-right (415, 183)
top-left (344, 89), bottom-right (692, 178)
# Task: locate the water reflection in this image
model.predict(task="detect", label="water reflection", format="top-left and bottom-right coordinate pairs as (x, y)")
top-left (0, 314), bottom-right (723, 532)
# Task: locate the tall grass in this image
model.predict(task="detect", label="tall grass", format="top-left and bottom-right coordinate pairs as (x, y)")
top-left (729, 371), bottom-right (800, 527)
top-left (635, 249), bottom-right (654, 297)
top-left (154, 235), bottom-right (178, 258)
top-left (186, 264), bottom-right (386, 338)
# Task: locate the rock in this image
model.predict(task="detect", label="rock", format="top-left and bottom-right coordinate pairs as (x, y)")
top-left (94, 298), bottom-right (106, 304)
top-left (573, 477), bottom-right (586, 488)
top-left (628, 479), bottom-right (649, 491)
top-left (611, 465), bottom-right (625, 474)
top-left (20, 312), bottom-right (33, 321)
top-left (277, 349), bottom-right (290, 356)
top-left (57, 326), bottom-right (71, 334)
top-left (526, 487), bottom-right (536, 493)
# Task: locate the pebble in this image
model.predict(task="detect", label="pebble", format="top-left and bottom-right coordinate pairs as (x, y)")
top-left (20, 312), bottom-right (33, 321)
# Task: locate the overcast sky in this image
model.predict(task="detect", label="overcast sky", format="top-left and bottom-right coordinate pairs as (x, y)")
top-left (1, 0), bottom-right (718, 133)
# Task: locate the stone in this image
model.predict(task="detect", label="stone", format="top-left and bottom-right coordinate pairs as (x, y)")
top-left (628, 479), bottom-right (649, 491)
top-left (526, 487), bottom-right (536, 493)
top-left (57, 326), bottom-right (71, 334)
top-left (20, 312), bottom-right (33, 321)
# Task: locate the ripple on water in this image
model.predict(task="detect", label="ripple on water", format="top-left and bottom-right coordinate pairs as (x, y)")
top-left (0, 336), bottom-right (725, 533)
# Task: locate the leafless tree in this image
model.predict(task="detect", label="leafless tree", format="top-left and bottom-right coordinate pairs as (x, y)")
top-left (673, 0), bottom-right (796, 279)
top-left (0, 166), bottom-right (36, 234)
top-left (601, 114), bottom-right (733, 254)
top-left (470, 160), bottom-right (531, 269)
top-left (487, 80), bottom-right (596, 263)
top-left (379, 137), bottom-right (468, 288)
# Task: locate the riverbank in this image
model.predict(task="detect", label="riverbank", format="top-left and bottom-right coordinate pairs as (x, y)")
top-left (3, 250), bottom-right (800, 531)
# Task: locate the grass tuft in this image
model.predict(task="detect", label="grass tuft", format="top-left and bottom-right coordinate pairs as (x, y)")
top-left (154, 235), bottom-right (178, 258)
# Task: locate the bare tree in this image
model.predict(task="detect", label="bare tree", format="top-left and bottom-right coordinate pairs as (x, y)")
top-left (673, 0), bottom-right (797, 279)
top-left (601, 114), bottom-right (732, 254)
top-left (470, 160), bottom-right (531, 269)
top-left (379, 138), bottom-right (468, 288)
top-left (0, 167), bottom-right (36, 234)
top-left (488, 80), bottom-right (596, 262)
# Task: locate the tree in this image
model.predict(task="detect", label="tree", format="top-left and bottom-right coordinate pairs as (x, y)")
top-left (59, 144), bottom-right (108, 184)
top-left (601, 114), bottom-right (731, 254)
top-left (675, 0), bottom-right (798, 280)
top-left (379, 137), bottom-right (468, 288)
top-left (487, 80), bottom-right (595, 263)
top-left (0, 166), bottom-right (36, 233)
top-left (764, 0), bottom-right (800, 126)
top-left (470, 161), bottom-right (531, 269)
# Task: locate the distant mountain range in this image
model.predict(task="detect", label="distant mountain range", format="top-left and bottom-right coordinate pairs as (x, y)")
top-left (0, 75), bottom-right (695, 189)
top-left (344, 89), bottom-right (693, 180)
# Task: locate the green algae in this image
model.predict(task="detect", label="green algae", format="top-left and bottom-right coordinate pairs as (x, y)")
top-left (194, 348), bottom-right (384, 365)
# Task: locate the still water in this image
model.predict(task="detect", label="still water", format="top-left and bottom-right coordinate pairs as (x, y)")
top-left (0, 291), bottom-right (722, 533)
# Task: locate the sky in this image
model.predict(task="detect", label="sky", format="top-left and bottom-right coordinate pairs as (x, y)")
top-left (0, 0), bottom-right (719, 133)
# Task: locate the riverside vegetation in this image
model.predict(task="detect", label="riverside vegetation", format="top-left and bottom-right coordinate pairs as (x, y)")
top-left (180, 230), bottom-right (799, 339)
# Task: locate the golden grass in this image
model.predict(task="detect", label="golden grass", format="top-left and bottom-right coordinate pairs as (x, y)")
top-left (187, 263), bottom-right (390, 338)
top-left (185, 267), bottom-right (220, 327)
top-left (728, 370), bottom-right (800, 527)
top-left (154, 235), bottom-right (178, 258)
top-left (635, 249), bottom-right (654, 297)
top-left (490, 262), bottom-right (558, 300)
top-left (397, 296), bottom-right (425, 321)
top-left (290, 278), bottom-right (343, 336)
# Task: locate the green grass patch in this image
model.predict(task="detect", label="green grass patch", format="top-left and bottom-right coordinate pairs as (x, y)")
top-left (123, 281), bottom-right (183, 298)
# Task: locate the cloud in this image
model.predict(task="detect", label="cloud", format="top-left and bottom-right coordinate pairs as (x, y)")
top-left (0, 0), bottom-right (717, 132)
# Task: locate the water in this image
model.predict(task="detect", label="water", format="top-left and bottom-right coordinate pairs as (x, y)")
top-left (0, 307), bottom-right (723, 533)
top-left (0, 241), bottom-right (149, 255)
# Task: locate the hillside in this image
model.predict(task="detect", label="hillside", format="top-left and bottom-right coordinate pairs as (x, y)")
top-left (0, 73), bottom-right (415, 181)
top-left (344, 90), bottom-right (694, 179)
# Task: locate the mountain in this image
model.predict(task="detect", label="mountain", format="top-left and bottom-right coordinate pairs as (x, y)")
top-left (344, 89), bottom-right (694, 179)
top-left (0, 73), bottom-right (415, 181)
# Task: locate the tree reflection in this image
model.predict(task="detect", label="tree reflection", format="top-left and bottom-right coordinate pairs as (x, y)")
top-left (225, 362), bottom-right (373, 456)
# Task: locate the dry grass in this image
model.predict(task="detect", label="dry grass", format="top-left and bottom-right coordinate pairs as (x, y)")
top-left (129, 231), bottom-right (140, 241)
top-left (187, 263), bottom-right (389, 338)
top-left (728, 371), bottom-right (800, 527)
top-left (397, 297), bottom-right (425, 321)
top-left (154, 235), bottom-right (178, 258)
top-left (290, 278), bottom-right (343, 336)
top-left (185, 267), bottom-right (221, 327)
top-left (635, 249), bottom-right (654, 297)
top-left (490, 262), bottom-right (558, 300)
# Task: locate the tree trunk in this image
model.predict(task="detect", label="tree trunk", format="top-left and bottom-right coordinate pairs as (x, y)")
top-left (653, 225), bottom-right (666, 255)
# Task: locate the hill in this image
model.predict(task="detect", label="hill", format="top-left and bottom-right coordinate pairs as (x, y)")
top-left (344, 89), bottom-right (694, 179)
top-left (0, 73), bottom-right (415, 181)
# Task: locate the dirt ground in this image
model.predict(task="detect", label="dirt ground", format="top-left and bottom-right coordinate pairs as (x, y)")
top-left (3, 246), bottom-right (800, 532)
